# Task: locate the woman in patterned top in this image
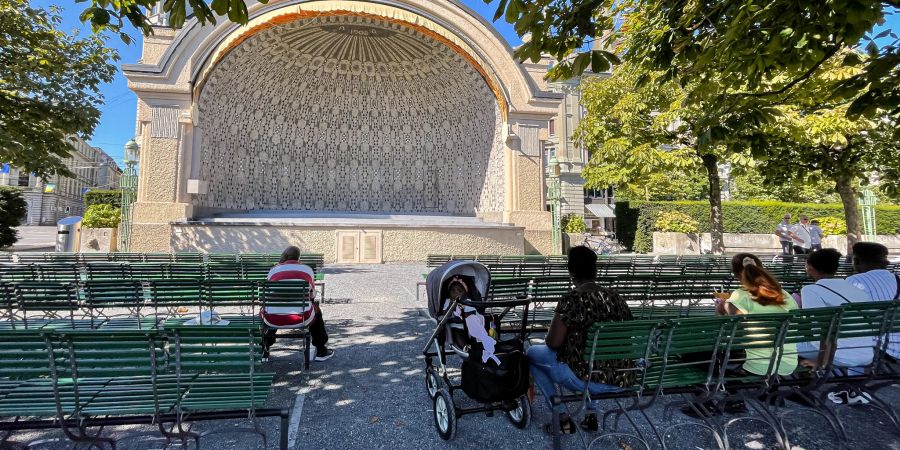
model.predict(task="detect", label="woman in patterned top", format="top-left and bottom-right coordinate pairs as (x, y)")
top-left (526, 246), bottom-right (634, 434)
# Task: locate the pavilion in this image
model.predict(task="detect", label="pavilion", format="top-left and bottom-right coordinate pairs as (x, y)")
top-left (123, 0), bottom-right (564, 262)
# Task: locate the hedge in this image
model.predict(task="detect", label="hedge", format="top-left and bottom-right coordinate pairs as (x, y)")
top-left (615, 200), bottom-right (900, 253)
top-left (84, 190), bottom-right (122, 208)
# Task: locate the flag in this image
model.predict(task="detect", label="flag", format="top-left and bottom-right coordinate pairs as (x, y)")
top-left (0, 164), bottom-right (9, 174)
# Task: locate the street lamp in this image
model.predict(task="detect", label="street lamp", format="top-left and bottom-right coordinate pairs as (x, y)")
top-left (120, 139), bottom-right (140, 252)
top-left (547, 157), bottom-right (562, 255)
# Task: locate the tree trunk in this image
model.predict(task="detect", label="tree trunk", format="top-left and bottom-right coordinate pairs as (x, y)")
top-left (836, 175), bottom-right (861, 256)
top-left (701, 154), bottom-right (726, 254)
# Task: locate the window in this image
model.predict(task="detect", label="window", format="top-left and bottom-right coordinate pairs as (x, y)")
top-left (17, 172), bottom-right (29, 187)
top-left (548, 119), bottom-right (556, 136)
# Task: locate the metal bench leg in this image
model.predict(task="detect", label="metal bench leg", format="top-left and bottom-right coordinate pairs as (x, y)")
top-left (280, 410), bottom-right (290, 450)
top-left (551, 396), bottom-right (563, 450)
top-left (304, 334), bottom-right (311, 371)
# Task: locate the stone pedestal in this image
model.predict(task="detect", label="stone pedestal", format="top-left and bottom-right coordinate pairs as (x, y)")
top-left (81, 228), bottom-right (119, 252)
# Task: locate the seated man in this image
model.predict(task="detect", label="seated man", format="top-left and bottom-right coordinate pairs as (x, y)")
top-left (797, 249), bottom-right (872, 372)
top-left (847, 242), bottom-right (900, 360)
top-left (261, 246), bottom-right (334, 362)
top-left (527, 246), bottom-right (633, 434)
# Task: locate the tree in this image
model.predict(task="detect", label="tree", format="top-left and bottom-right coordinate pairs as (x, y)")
top-left (731, 171), bottom-right (841, 204)
top-left (594, 170), bottom-right (708, 201)
top-left (0, 187), bottom-right (27, 248)
top-left (577, 65), bottom-right (758, 254)
top-left (0, 0), bottom-right (117, 178)
top-left (740, 54), bottom-right (900, 253)
top-left (623, 0), bottom-right (899, 126)
top-left (479, 1), bottom-right (896, 128)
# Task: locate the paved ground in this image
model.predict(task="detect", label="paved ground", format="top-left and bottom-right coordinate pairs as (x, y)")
top-left (10, 263), bottom-right (900, 449)
top-left (9, 226), bottom-right (56, 251)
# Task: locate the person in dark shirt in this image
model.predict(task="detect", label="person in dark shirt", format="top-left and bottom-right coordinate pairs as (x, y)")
top-left (526, 246), bottom-right (634, 434)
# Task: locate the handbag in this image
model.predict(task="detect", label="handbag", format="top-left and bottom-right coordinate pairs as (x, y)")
top-left (461, 338), bottom-right (530, 403)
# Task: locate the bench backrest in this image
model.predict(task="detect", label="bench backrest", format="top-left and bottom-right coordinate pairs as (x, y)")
top-left (0, 330), bottom-right (53, 379)
top-left (259, 280), bottom-right (312, 310)
top-left (169, 327), bottom-right (263, 373)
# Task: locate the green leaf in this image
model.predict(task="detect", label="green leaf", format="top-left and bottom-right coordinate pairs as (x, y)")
top-left (492, 0), bottom-right (508, 22)
top-left (590, 50), bottom-right (610, 73)
top-left (572, 52), bottom-right (591, 77)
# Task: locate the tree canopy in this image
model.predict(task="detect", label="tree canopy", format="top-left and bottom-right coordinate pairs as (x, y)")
top-left (576, 64), bottom-right (764, 253)
top-left (0, 0), bottom-right (118, 178)
top-left (489, 0), bottom-right (898, 127)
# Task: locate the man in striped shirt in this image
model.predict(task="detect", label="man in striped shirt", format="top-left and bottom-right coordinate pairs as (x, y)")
top-left (847, 242), bottom-right (900, 359)
top-left (261, 246), bottom-right (334, 362)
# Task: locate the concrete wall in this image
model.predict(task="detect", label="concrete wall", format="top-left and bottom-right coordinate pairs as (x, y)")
top-left (653, 232), bottom-right (900, 255)
top-left (132, 224), bottom-right (526, 263)
top-left (81, 228), bottom-right (118, 252)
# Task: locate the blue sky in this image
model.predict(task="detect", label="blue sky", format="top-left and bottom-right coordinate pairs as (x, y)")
top-left (38, 1), bottom-right (898, 168)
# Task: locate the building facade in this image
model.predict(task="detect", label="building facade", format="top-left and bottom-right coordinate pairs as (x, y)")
top-left (0, 137), bottom-right (122, 225)
top-left (123, 0), bottom-right (568, 261)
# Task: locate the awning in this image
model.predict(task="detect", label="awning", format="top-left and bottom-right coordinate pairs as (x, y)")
top-left (585, 203), bottom-right (616, 218)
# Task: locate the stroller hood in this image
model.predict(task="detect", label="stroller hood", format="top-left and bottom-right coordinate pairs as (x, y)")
top-left (425, 260), bottom-right (491, 319)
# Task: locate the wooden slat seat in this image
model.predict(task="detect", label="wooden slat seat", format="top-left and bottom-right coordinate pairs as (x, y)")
top-left (206, 262), bottom-right (243, 280)
top-left (166, 263), bottom-right (206, 280)
top-left (150, 280), bottom-right (204, 317)
top-left (79, 253), bottom-right (112, 263)
top-left (14, 282), bottom-right (80, 329)
top-left (204, 279), bottom-right (258, 314)
top-left (35, 264), bottom-right (81, 282)
top-left (0, 264), bottom-right (36, 282)
top-left (86, 263), bottom-right (132, 281)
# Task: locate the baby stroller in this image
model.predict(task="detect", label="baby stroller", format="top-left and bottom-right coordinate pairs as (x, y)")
top-left (422, 260), bottom-right (533, 440)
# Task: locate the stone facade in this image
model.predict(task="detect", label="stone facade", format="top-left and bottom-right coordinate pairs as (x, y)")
top-left (0, 136), bottom-right (121, 225)
top-left (123, 0), bottom-right (561, 260)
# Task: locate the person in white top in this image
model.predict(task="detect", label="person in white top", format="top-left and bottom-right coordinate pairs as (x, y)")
top-left (847, 242), bottom-right (900, 359)
top-left (789, 215), bottom-right (813, 255)
top-left (797, 249), bottom-right (873, 368)
top-left (774, 214), bottom-right (794, 255)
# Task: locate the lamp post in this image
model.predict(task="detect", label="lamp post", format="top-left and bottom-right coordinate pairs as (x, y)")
top-left (547, 157), bottom-right (562, 255)
top-left (860, 188), bottom-right (877, 241)
top-left (120, 139), bottom-right (140, 252)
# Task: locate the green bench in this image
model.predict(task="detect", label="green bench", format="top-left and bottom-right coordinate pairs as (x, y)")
top-left (0, 328), bottom-right (286, 449)
top-left (547, 301), bottom-right (900, 450)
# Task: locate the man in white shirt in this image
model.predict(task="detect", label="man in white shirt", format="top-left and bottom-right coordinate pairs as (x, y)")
top-left (847, 242), bottom-right (900, 359)
top-left (774, 214), bottom-right (793, 255)
top-left (798, 249), bottom-right (873, 368)
top-left (789, 215), bottom-right (812, 255)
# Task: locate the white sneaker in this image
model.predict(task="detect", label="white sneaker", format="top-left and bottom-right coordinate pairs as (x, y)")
top-left (827, 390), bottom-right (872, 405)
top-left (314, 349), bottom-right (335, 362)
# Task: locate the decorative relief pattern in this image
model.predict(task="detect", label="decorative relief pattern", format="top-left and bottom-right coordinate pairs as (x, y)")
top-left (196, 14), bottom-right (505, 215)
top-left (150, 106), bottom-right (181, 138)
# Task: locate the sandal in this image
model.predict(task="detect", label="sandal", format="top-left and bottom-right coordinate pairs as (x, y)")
top-left (543, 417), bottom-right (577, 435)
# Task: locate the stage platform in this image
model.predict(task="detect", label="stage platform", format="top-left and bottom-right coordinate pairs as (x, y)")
top-left (169, 211), bottom-right (526, 263)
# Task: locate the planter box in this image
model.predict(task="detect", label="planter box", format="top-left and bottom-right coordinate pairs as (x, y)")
top-left (652, 232), bottom-right (703, 255)
top-left (81, 228), bottom-right (118, 253)
top-left (653, 232), bottom-right (900, 254)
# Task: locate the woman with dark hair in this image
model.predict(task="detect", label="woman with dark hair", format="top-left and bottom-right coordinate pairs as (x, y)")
top-left (716, 253), bottom-right (798, 377)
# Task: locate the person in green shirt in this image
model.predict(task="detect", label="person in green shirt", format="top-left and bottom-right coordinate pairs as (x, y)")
top-left (719, 254), bottom-right (799, 377)
top-left (684, 253), bottom-right (798, 418)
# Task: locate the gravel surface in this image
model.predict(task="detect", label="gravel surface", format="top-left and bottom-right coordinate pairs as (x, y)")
top-left (9, 263), bottom-right (900, 449)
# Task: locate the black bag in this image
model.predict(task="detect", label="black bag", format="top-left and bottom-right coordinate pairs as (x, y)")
top-left (461, 338), bottom-right (530, 403)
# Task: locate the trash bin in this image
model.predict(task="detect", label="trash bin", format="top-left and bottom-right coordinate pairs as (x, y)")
top-left (56, 216), bottom-right (83, 253)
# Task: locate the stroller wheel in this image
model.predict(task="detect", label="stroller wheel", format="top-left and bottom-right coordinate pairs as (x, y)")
top-left (433, 389), bottom-right (457, 440)
top-left (425, 367), bottom-right (440, 399)
top-left (505, 395), bottom-right (531, 429)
